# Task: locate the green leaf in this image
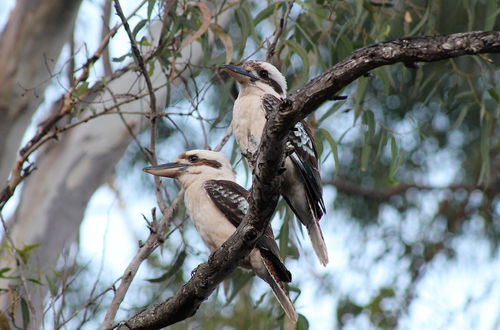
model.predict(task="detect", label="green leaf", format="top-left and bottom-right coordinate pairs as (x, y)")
top-left (254, 2), bottom-right (284, 26)
top-left (224, 269), bottom-right (254, 305)
top-left (278, 214), bottom-right (290, 259)
top-left (485, 0), bottom-right (500, 30)
top-left (360, 140), bottom-right (371, 172)
top-left (73, 81), bottom-right (89, 99)
top-left (46, 275), bottom-right (57, 296)
top-left (146, 250), bottom-right (186, 283)
top-left (319, 128), bottom-right (339, 174)
top-left (354, 77), bottom-right (368, 122)
top-left (487, 88), bottom-right (500, 103)
top-left (235, 5), bottom-right (253, 57)
top-left (147, 0), bottom-right (156, 19)
top-left (27, 278), bottom-right (42, 286)
top-left (374, 130), bottom-right (388, 163)
top-left (361, 110), bottom-right (376, 171)
top-left (132, 19), bottom-right (148, 39)
top-left (363, 110), bottom-right (376, 138)
top-left (318, 100), bottom-right (346, 125)
top-left (16, 243), bottom-right (42, 264)
top-left (0, 268), bottom-right (11, 278)
top-left (112, 53), bottom-right (131, 63)
top-left (478, 114), bottom-right (493, 185)
top-left (409, 4), bottom-right (431, 36)
top-left (285, 40), bottom-right (310, 88)
top-left (296, 313), bottom-right (310, 330)
top-left (20, 298), bottom-right (30, 329)
top-left (389, 136), bottom-right (399, 183)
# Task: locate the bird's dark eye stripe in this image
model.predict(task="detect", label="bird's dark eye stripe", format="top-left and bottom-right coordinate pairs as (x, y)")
top-left (195, 159), bottom-right (222, 168)
top-left (268, 79), bottom-right (283, 95)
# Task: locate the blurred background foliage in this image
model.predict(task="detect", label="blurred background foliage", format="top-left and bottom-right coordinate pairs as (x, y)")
top-left (21, 0), bottom-right (499, 328)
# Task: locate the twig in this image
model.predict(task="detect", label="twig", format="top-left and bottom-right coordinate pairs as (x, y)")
top-left (55, 277), bottom-right (122, 329)
top-left (101, 0), bottom-right (113, 77)
top-left (113, 0), bottom-right (166, 213)
top-left (100, 192), bottom-right (184, 330)
top-left (0, 213), bottom-right (37, 326)
top-left (0, 0), bottom-right (150, 212)
top-left (101, 114), bottom-right (236, 329)
top-left (265, 1), bottom-right (295, 62)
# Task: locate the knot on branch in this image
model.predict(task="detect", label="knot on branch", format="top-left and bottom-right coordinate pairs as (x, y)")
top-left (262, 94), bottom-right (293, 120)
top-left (241, 224), bottom-right (259, 242)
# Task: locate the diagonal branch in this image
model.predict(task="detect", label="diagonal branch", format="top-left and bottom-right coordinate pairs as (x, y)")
top-left (285, 31), bottom-right (500, 124)
top-left (120, 31), bottom-right (500, 329)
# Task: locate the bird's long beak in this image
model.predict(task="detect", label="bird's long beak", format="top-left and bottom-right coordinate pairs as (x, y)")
top-left (223, 64), bottom-right (260, 83)
top-left (143, 162), bottom-right (189, 178)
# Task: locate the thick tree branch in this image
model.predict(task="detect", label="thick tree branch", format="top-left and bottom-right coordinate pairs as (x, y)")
top-left (120, 31), bottom-right (500, 329)
top-left (286, 31), bottom-right (500, 124)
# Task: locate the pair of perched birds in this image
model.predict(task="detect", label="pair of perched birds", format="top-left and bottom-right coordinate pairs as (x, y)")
top-left (144, 61), bottom-right (328, 322)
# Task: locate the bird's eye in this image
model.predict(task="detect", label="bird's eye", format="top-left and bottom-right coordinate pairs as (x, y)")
top-left (259, 70), bottom-right (269, 79)
top-left (188, 155), bottom-right (199, 162)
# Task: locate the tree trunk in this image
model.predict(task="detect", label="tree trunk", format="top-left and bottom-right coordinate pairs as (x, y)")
top-left (0, 0), bottom-right (82, 183)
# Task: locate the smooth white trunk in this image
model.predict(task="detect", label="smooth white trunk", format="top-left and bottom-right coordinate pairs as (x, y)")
top-left (0, 0), bottom-right (82, 183)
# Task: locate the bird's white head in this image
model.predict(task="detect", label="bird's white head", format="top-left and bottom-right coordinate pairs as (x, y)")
top-left (223, 60), bottom-right (287, 97)
top-left (143, 150), bottom-right (235, 187)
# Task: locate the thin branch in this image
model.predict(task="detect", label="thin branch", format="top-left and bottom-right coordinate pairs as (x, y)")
top-left (0, 1), bottom-right (151, 212)
top-left (101, 0), bottom-right (113, 77)
top-left (113, 0), bottom-right (166, 212)
top-left (266, 0), bottom-right (295, 62)
top-left (118, 31), bottom-right (500, 329)
top-left (100, 193), bottom-right (183, 330)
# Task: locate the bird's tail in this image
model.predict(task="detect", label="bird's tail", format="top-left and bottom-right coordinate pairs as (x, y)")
top-left (261, 256), bottom-right (298, 322)
top-left (307, 221), bottom-right (329, 267)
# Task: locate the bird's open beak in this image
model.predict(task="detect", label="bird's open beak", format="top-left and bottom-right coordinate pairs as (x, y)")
top-left (223, 64), bottom-right (260, 83)
top-left (143, 162), bottom-right (189, 178)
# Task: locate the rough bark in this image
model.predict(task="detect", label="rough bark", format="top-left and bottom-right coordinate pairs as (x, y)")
top-left (0, 0), bottom-right (82, 184)
top-left (121, 31), bottom-right (500, 329)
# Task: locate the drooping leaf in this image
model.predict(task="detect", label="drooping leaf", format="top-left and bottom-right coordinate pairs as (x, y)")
top-left (224, 269), bottom-right (254, 305)
top-left (146, 250), bottom-right (187, 283)
top-left (296, 313), bottom-right (310, 330)
top-left (0, 268), bottom-right (11, 278)
top-left (254, 2), bottom-right (284, 26)
top-left (478, 113), bottom-right (493, 185)
top-left (20, 298), bottom-right (30, 329)
top-left (180, 2), bottom-right (212, 50)
top-left (285, 39), bottom-right (310, 88)
top-left (389, 135), bottom-right (399, 183)
top-left (209, 23), bottom-right (234, 64)
top-left (319, 128), bottom-right (340, 174)
top-left (132, 19), bottom-right (148, 39)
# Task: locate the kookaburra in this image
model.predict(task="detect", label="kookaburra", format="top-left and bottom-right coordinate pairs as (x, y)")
top-left (143, 150), bottom-right (298, 321)
top-left (223, 61), bottom-right (329, 266)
